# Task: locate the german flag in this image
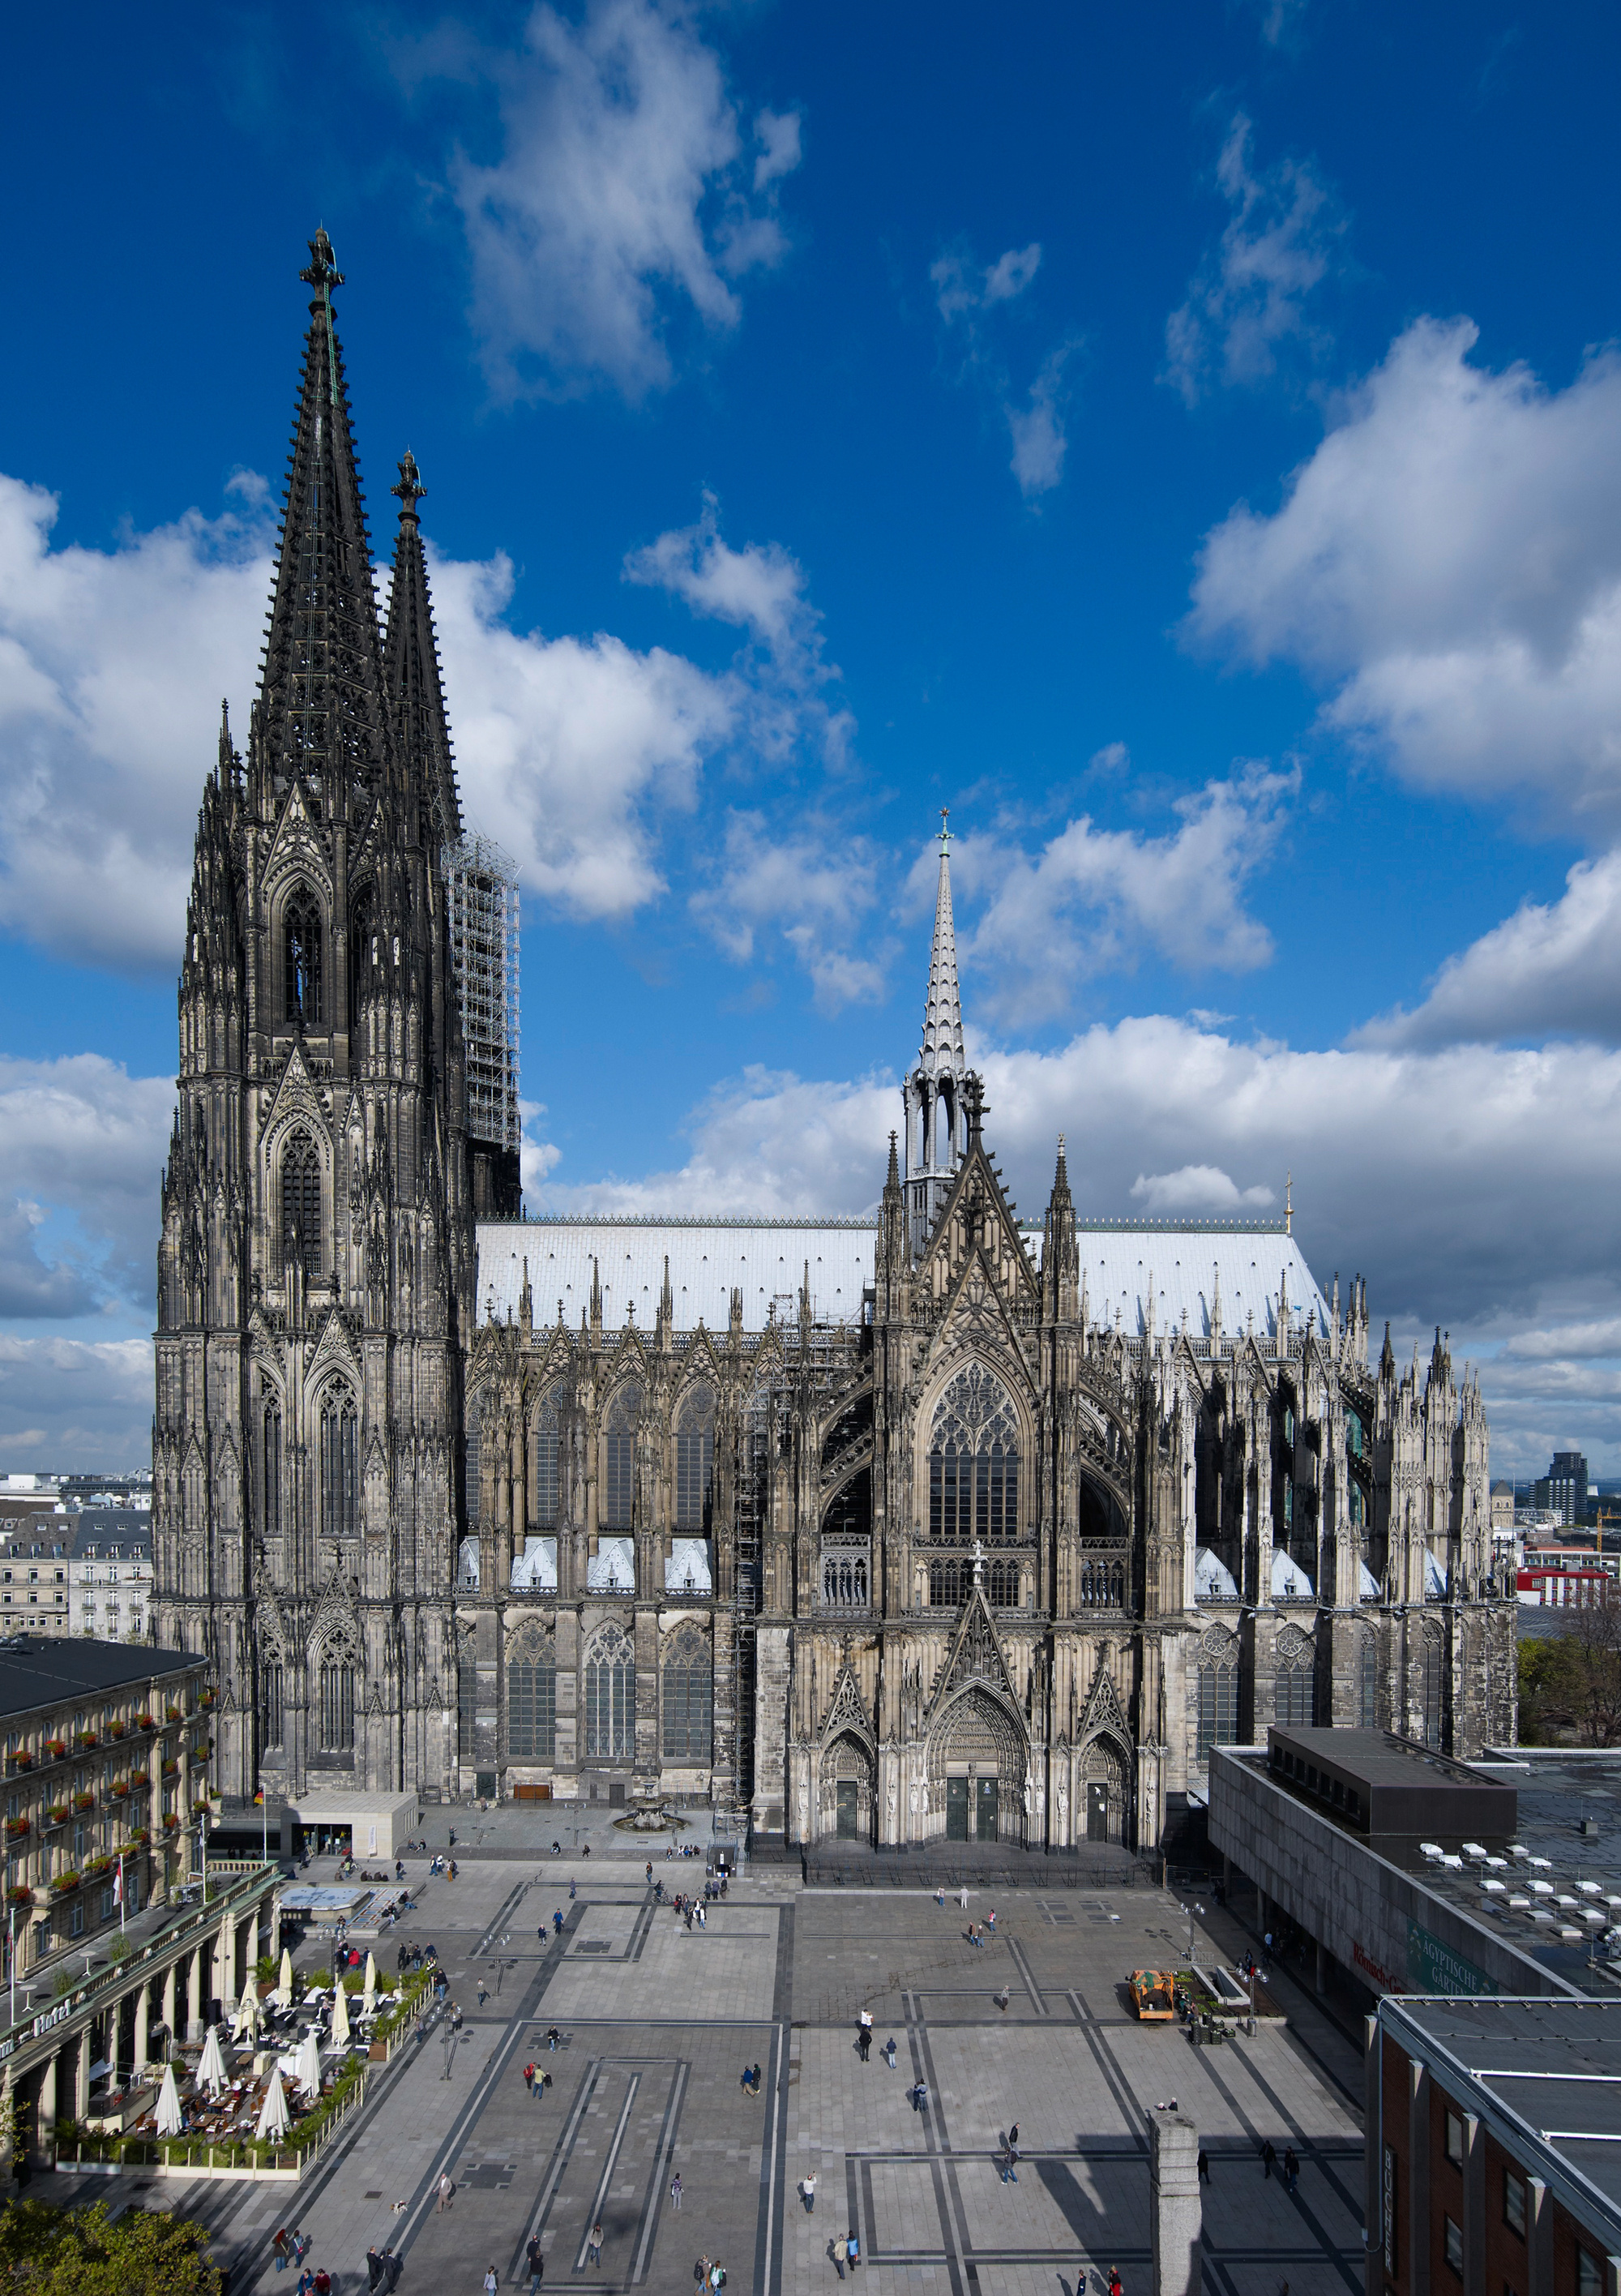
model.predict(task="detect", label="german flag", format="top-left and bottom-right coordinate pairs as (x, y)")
top-left (253, 1785), bottom-right (264, 1806)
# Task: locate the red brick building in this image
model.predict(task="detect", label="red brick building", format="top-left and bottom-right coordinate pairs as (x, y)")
top-left (1370, 1998), bottom-right (1621, 2296)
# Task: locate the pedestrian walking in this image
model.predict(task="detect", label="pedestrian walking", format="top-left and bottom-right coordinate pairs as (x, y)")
top-left (1283, 2146), bottom-right (1298, 2193)
top-left (832, 2234), bottom-right (848, 2281)
top-left (587, 2221), bottom-right (603, 2268)
top-left (524, 2062), bottom-right (536, 2093)
top-left (525, 2234), bottom-right (545, 2291)
top-left (484, 2268), bottom-right (499, 2296)
top-left (802, 2170), bottom-right (818, 2213)
top-left (883, 2037), bottom-right (896, 2067)
top-left (1009, 2123), bottom-right (1019, 2148)
top-left (960, 1887), bottom-right (969, 1911)
top-left (477, 1978), bottom-right (488, 2007)
top-left (1260, 2140), bottom-right (1277, 2180)
top-left (986, 1909), bottom-right (996, 1932)
top-left (846, 2229), bottom-right (861, 2270)
top-left (438, 2170), bottom-right (455, 2212)
top-left (367, 2247), bottom-right (384, 2292)
top-left (670, 2171), bottom-right (683, 2211)
top-left (858, 2027), bottom-right (870, 2063)
top-left (1197, 2149), bottom-right (1210, 2183)
top-left (1108, 2271), bottom-right (1123, 2296)
top-left (383, 2248), bottom-right (404, 2293)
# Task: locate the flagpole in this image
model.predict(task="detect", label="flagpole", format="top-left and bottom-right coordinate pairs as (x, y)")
top-left (117, 1853), bottom-right (125, 1934)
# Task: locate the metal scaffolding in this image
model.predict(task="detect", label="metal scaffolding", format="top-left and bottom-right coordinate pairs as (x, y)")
top-left (443, 833), bottom-right (520, 1153)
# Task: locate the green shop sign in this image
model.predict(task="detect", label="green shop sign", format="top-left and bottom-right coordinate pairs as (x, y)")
top-left (1407, 1919), bottom-right (1495, 1998)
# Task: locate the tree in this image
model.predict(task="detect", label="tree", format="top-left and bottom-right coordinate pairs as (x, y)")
top-left (0, 2200), bottom-right (220, 2295)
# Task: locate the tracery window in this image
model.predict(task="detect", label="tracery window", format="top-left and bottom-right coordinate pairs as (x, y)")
top-left (1276, 1643), bottom-right (1315, 1728)
top-left (261, 1661), bottom-right (284, 1750)
top-left (1419, 1632), bottom-right (1444, 1749)
top-left (986, 1559), bottom-right (1021, 1608)
top-left (1358, 1632), bottom-right (1379, 1729)
top-left (318, 1656), bottom-right (355, 1752)
top-left (531, 1386), bottom-right (562, 1528)
top-left (822, 1551), bottom-right (869, 1608)
top-left (507, 1635), bottom-right (556, 1762)
top-left (929, 1557), bottom-right (967, 1608)
top-left (284, 889), bottom-right (323, 1026)
top-left (603, 1383), bottom-right (642, 1531)
top-left (262, 1396), bottom-right (281, 1538)
top-left (1195, 1649), bottom-right (1238, 1762)
top-left (927, 1364), bottom-right (1020, 1544)
top-left (675, 1384), bottom-right (715, 1531)
top-left (661, 1625), bottom-right (712, 1762)
top-left (465, 1389), bottom-right (485, 1527)
top-left (584, 1624), bottom-right (635, 1761)
top-left (280, 1130), bottom-right (321, 1276)
top-left (457, 1633), bottom-right (477, 1759)
top-left (320, 1385), bottom-right (359, 1540)
top-left (349, 884), bottom-right (374, 1031)
top-left (1077, 1560), bottom-right (1127, 1609)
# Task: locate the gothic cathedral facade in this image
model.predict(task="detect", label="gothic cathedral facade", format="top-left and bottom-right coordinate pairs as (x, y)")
top-left (154, 240), bottom-right (1516, 1848)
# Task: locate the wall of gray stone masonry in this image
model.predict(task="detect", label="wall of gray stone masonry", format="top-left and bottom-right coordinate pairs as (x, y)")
top-left (1208, 1748), bottom-right (1581, 2001)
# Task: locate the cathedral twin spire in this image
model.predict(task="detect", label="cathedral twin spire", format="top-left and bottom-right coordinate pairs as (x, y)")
top-left (919, 811), bottom-right (966, 1082)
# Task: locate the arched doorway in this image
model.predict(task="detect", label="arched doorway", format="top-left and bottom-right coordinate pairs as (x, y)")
top-left (1078, 1733), bottom-right (1130, 1845)
top-left (819, 1731), bottom-right (875, 1842)
top-left (927, 1686), bottom-right (1027, 1844)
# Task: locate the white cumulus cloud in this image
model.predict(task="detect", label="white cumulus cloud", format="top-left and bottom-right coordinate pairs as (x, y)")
top-left (1188, 316), bottom-right (1621, 829)
top-left (689, 812), bottom-right (890, 1013)
top-left (1165, 113), bottom-right (1343, 407)
top-left (445, 0), bottom-right (801, 401)
top-left (931, 240), bottom-right (1079, 503)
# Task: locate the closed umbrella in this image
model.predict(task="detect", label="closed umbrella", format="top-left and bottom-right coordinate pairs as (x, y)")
top-left (331, 1982), bottom-right (351, 2048)
top-left (234, 1978), bottom-right (260, 2045)
top-left (295, 2026), bottom-right (323, 2097)
top-left (275, 1947), bottom-right (295, 2009)
top-left (156, 2062), bottom-right (184, 2137)
top-left (362, 1951), bottom-right (378, 2014)
top-left (255, 2067), bottom-right (290, 2141)
top-left (197, 2025), bottom-right (229, 2097)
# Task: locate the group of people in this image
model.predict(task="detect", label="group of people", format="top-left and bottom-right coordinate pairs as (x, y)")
top-left (363, 2245), bottom-right (404, 2291)
top-left (522, 2060), bottom-right (556, 2099)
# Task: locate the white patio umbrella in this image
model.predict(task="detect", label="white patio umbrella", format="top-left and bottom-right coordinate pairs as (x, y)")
top-left (155, 2062), bottom-right (184, 2138)
top-left (295, 2027), bottom-right (323, 2097)
top-left (331, 1983), bottom-right (351, 2048)
top-left (362, 1951), bottom-right (378, 2014)
top-left (197, 2024), bottom-right (229, 2097)
top-left (275, 1946), bottom-right (295, 2009)
top-left (255, 2067), bottom-right (290, 2141)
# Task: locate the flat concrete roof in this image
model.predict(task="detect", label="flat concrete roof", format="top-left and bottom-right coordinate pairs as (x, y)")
top-left (0, 1636), bottom-right (195, 1719)
top-left (1387, 1995), bottom-right (1621, 2236)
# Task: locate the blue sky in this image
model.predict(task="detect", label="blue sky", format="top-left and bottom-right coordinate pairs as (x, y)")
top-left (4, 0), bottom-right (1621, 1471)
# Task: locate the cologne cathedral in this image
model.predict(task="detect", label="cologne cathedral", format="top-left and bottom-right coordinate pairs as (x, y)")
top-left (153, 238), bottom-right (1516, 1851)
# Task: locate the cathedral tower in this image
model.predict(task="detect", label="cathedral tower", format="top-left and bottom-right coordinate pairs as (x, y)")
top-left (153, 232), bottom-right (475, 1801)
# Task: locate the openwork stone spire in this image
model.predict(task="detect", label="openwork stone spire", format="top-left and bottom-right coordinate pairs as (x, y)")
top-left (384, 449), bottom-right (463, 850)
top-left (919, 811), bottom-right (966, 1080)
top-left (257, 229), bottom-right (391, 799)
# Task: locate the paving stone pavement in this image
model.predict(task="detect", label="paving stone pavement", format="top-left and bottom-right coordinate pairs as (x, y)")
top-left (49, 1854), bottom-right (1367, 2296)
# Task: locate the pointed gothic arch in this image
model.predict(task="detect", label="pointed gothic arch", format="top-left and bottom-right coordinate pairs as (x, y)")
top-left (926, 1682), bottom-right (1029, 1844)
top-left (528, 1379), bottom-right (565, 1529)
top-left (819, 1728), bottom-right (876, 1844)
top-left (923, 1360), bottom-right (1024, 1545)
top-left (283, 884), bottom-right (324, 1026)
top-left (583, 1621), bottom-right (636, 1762)
top-left (507, 1614), bottom-right (556, 1763)
top-left (661, 1620), bottom-right (712, 1763)
top-left (280, 1129), bottom-right (322, 1277)
top-left (319, 1381), bottom-right (359, 1541)
top-left (602, 1381), bottom-right (643, 1531)
top-left (674, 1381), bottom-right (715, 1531)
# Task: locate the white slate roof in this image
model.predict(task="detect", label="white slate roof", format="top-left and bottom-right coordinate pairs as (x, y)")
top-left (477, 1219), bottom-right (879, 1335)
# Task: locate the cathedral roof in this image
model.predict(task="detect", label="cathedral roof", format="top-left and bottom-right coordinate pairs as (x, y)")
top-left (474, 1214), bottom-right (1329, 1339)
top-left (477, 1219), bottom-right (879, 1334)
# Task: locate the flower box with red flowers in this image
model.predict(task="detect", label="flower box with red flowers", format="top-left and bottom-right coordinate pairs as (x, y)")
top-left (164, 1708), bottom-right (182, 1724)
top-left (71, 1792), bottom-right (94, 1814)
top-left (5, 1752), bottom-right (32, 1772)
top-left (5, 1884), bottom-right (30, 1907)
top-left (44, 1806), bottom-right (67, 1828)
top-left (3, 1818), bottom-right (28, 1841)
top-left (135, 1714), bottom-right (154, 1732)
top-left (44, 1741), bottom-right (66, 1761)
top-left (51, 1872), bottom-right (80, 1896)
top-left (126, 1827), bottom-right (150, 1846)
top-left (128, 1771), bottom-right (150, 1788)
top-left (75, 1733), bottom-right (96, 1752)
top-left (109, 1723), bottom-right (126, 1741)
top-left (160, 1814), bottom-right (180, 1831)
top-left (111, 1781), bottom-right (130, 1800)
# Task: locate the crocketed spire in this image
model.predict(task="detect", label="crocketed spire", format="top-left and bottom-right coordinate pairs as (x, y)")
top-left (918, 812), bottom-right (966, 1080)
top-left (256, 229), bottom-right (391, 803)
top-left (384, 449), bottom-right (463, 852)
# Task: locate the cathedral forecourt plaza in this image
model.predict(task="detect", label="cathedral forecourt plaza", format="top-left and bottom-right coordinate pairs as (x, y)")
top-left (127, 230), bottom-right (1512, 2287)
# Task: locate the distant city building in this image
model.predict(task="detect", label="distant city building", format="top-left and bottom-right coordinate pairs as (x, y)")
top-left (1533, 1450), bottom-right (1589, 1526)
top-left (66, 1514), bottom-right (152, 1641)
top-left (1488, 1480), bottom-right (1516, 1530)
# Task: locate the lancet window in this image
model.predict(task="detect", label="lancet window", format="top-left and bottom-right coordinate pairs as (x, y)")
top-left (318, 1656), bottom-right (355, 1752)
top-left (531, 1386), bottom-right (562, 1529)
top-left (321, 1384), bottom-right (359, 1541)
top-left (661, 1625), bottom-right (712, 1762)
top-left (928, 1364), bottom-right (1020, 1544)
top-left (280, 1131), bottom-right (321, 1276)
top-left (584, 1625), bottom-right (635, 1761)
top-left (284, 888), bottom-right (323, 1026)
top-left (508, 1631), bottom-right (556, 1762)
top-left (675, 1385), bottom-right (715, 1531)
top-left (603, 1383), bottom-right (642, 1531)
top-left (261, 1395), bottom-right (281, 1539)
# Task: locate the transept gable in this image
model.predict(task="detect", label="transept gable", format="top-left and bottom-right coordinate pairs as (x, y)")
top-left (306, 1307), bottom-right (363, 1392)
top-left (925, 1249), bottom-right (1036, 1387)
top-left (919, 1142), bottom-right (1038, 1315)
top-left (259, 778), bottom-right (334, 903)
top-left (926, 1581), bottom-right (1023, 1727)
top-left (260, 1042), bottom-right (328, 1154)
top-left (310, 1565), bottom-right (363, 1660)
top-left (819, 1656), bottom-right (874, 1747)
top-left (1077, 1661), bottom-right (1128, 1747)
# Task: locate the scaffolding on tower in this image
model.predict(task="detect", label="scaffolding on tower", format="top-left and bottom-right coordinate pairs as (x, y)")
top-left (444, 833), bottom-right (521, 1165)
